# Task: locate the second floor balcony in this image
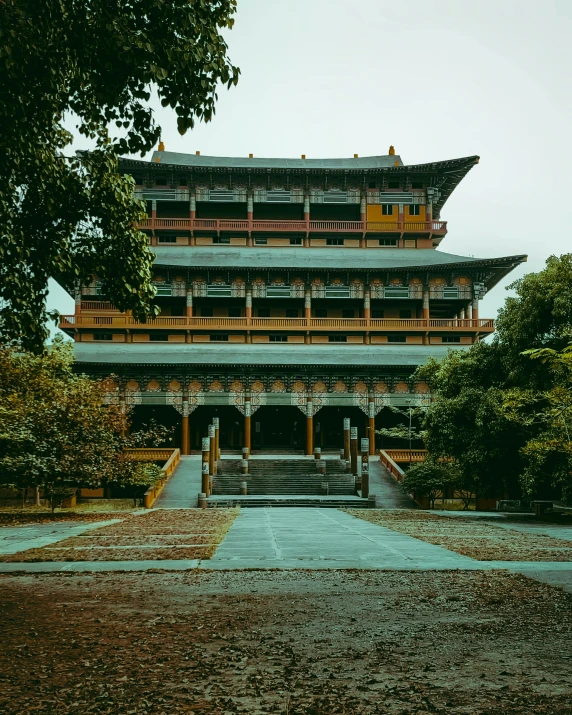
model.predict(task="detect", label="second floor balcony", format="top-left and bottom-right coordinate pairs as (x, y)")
top-left (139, 217), bottom-right (447, 237)
top-left (60, 315), bottom-right (494, 333)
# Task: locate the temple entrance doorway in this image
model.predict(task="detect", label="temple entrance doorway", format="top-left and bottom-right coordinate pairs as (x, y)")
top-left (314, 407), bottom-right (367, 452)
top-left (129, 405), bottom-right (181, 449)
top-left (252, 406), bottom-right (304, 452)
top-left (191, 406), bottom-right (243, 452)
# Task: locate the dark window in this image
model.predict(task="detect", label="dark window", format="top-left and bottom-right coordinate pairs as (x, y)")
top-left (258, 308), bottom-right (270, 318)
top-left (399, 310), bottom-right (412, 319)
top-left (269, 335), bottom-right (287, 342)
top-left (150, 332), bottom-right (169, 341)
top-left (388, 181), bottom-right (399, 189)
top-left (382, 204), bottom-right (394, 216)
top-left (213, 236), bottom-right (230, 244)
top-left (93, 333), bottom-right (112, 341)
top-left (228, 307), bottom-right (241, 318)
top-left (155, 175), bottom-right (167, 186)
top-left (412, 181), bottom-right (423, 189)
top-left (368, 181), bottom-right (376, 189)
top-left (201, 308), bottom-right (213, 317)
top-left (388, 334), bottom-right (407, 343)
top-left (290, 237), bottom-right (302, 245)
top-left (442, 336), bottom-right (461, 343)
top-left (329, 335), bottom-right (347, 342)
top-left (315, 308), bottom-right (327, 318)
top-left (255, 237), bottom-right (268, 245)
top-left (158, 235), bottom-right (176, 244)
top-left (408, 205), bottom-right (421, 216)
top-left (379, 238), bottom-right (398, 246)
top-left (286, 309), bottom-right (298, 318)
top-left (372, 310), bottom-right (384, 319)
top-left (326, 238), bottom-right (344, 246)
top-left (210, 334), bottom-right (229, 341)
top-left (342, 309), bottom-right (354, 319)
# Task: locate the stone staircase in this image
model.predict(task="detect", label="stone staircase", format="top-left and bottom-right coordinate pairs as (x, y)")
top-left (212, 459), bottom-right (356, 496)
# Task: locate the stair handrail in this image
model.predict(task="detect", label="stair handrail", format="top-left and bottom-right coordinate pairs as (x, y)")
top-left (379, 449), bottom-right (406, 483)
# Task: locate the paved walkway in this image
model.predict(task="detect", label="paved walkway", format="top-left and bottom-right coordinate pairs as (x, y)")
top-left (0, 520), bottom-right (119, 556)
top-left (153, 455), bottom-right (202, 508)
top-left (368, 457), bottom-right (417, 508)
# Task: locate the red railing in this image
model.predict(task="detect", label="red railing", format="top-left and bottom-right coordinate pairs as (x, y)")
top-left (140, 218), bottom-right (447, 234)
top-left (59, 315), bottom-right (495, 332)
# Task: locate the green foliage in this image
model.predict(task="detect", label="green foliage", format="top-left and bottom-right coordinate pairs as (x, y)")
top-left (0, 338), bottom-right (173, 506)
top-left (417, 255), bottom-right (572, 503)
top-left (402, 460), bottom-right (459, 510)
top-left (0, 0), bottom-right (239, 351)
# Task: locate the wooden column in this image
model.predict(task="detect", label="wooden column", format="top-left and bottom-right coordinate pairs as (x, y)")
top-left (244, 397), bottom-right (251, 456)
top-left (343, 417), bottom-right (351, 461)
top-left (304, 289), bottom-right (311, 325)
top-left (208, 424), bottom-right (216, 476)
top-left (201, 437), bottom-right (210, 497)
top-left (246, 289), bottom-right (252, 323)
top-left (181, 402), bottom-right (190, 455)
top-left (186, 289), bottom-right (193, 317)
top-left (423, 289), bottom-right (430, 320)
top-left (306, 400), bottom-right (314, 456)
top-left (304, 196), bottom-right (310, 230)
top-left (213, 416), bottom-right (220, 460)
top-left (364, 290), bottom-right (371, 324)
top-left (472, 297), bottom-right (479, 321)
top-left (350, 426), bottom-right (358, 475)
top-left (368, 397), bottom-right (376, 455)
top-left (190, 193), bottom-right (196, 220)
top-left (74, 284), bottom-right (82, 316)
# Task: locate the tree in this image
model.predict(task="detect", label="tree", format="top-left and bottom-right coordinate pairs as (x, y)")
top-left (376, 405), bottom-right (426, 464)
top-left (402, 460), bottom-right (459, 510)
top-left (0, 338), bottom-right (173, 510)
top-left (503, 344), bottom-right (572, 502)
top-left (0, 0), bottom-right (239, 351)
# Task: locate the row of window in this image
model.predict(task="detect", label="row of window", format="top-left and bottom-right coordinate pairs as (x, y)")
top-left (199, 309), bottom-right (413, 318)
top-left (381, 205), bottom-right (420, 216)
top-left (157, 236), bottom-right (400, 247)
top-left (92, 332), bottom-right (461, 344)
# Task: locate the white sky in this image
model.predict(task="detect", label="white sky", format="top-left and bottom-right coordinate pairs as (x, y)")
top-left (49, 0), bottom-right (572, 325)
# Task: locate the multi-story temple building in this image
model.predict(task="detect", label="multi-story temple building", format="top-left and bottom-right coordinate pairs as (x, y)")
top-left (60, 146), bottom-right (526, 456)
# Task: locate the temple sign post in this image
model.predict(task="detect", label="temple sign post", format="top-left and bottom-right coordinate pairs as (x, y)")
top-left (213, 416), bottom-right (220, 460)
top-left (361, 438), bottom-right (369, 498)
top-left (201, 437), bottom-right (210, 499)
top-left (208, 424), bottom-right (216, 479)
top-left (244, 397), bottom-right (251, 457)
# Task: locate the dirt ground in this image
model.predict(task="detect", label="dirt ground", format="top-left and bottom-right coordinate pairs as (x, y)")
top-left (347, 510), bottom-right (572, 561)
top-left (0, 509), bottom-right (239, 562)
top-left (1, 570), bottom-right (571, 714)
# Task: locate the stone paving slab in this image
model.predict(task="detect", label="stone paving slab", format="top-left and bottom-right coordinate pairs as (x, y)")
top-left (0, 520), bottom-right (120, 556)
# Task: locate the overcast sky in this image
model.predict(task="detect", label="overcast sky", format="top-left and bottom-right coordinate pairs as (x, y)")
top-left (49, 0), bottom-right (572, 324)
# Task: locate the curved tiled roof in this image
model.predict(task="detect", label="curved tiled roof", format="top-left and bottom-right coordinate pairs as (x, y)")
top-left (73, 342), bottom-right (467, 367)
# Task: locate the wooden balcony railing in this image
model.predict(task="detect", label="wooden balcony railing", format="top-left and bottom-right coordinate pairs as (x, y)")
top-left (140, 218), bottom-right (447, 235)
top-left (59, 315), bottom-right (495, 332)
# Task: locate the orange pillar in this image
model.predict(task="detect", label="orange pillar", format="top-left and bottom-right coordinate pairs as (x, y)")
top-left (350, 426), bottom-right (358, 475)
top-left (364, 290), bottom-right (370, 324)
top-left (343, 417), bottom-right (351, 461)
top-left (304, 196), bottom-right (310, 245)
top-left (423, 289), bottom-right (430, 321)
top-left (181, 402), bottom-right (190, 455)
top-left (472, 298), bottom-right (479, 321)
top-left (246, 289), bottom-right (252, 323)
top-left (305, 290), bottom-right (311, 325)
top-left (186, 289), bottom-right (193, 318)
top-left (213, 416), bottom-right (220, 460)
top-left (306, 413), bottom-right (314, 457)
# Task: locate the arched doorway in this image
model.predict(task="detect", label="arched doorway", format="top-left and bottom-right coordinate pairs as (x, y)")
top-left (251, 406), bottom-right (304, 452)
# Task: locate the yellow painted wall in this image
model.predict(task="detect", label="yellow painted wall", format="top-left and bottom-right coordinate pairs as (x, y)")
top-left (406, 336), bottom-right (423, 344)
top-left (133, 334), bottom-right (150, 342)
top-left (371, 335), bottom-right (388, 343)
top-left (168, 334), bottom-right (185, 342)
top-left (288, 335), bottom-right (304, 343)
top-left (112, 334), bottom-right (125, 342)
top-left (404, 205), bottom-right (426, 222)
top-left (230, 237), bottom-right (246, 246)
top-left (229, 334), bottom-right (246, 343)
top-left (347, 335), bottom-right (364, 343)
top-left (252, 335), bottom-right (269, 343)
top-left (192, 335), bottom-right (210, 342)
top-left (176, 236), bottom-right (189, 245)
top-left (311, 335), bottom-right (328, 343)
top-left (367, 205), bottom-right (397, 223)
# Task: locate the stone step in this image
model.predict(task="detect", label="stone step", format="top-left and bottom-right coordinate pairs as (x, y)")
top-left (206, 497), bottom-right (370, 509)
